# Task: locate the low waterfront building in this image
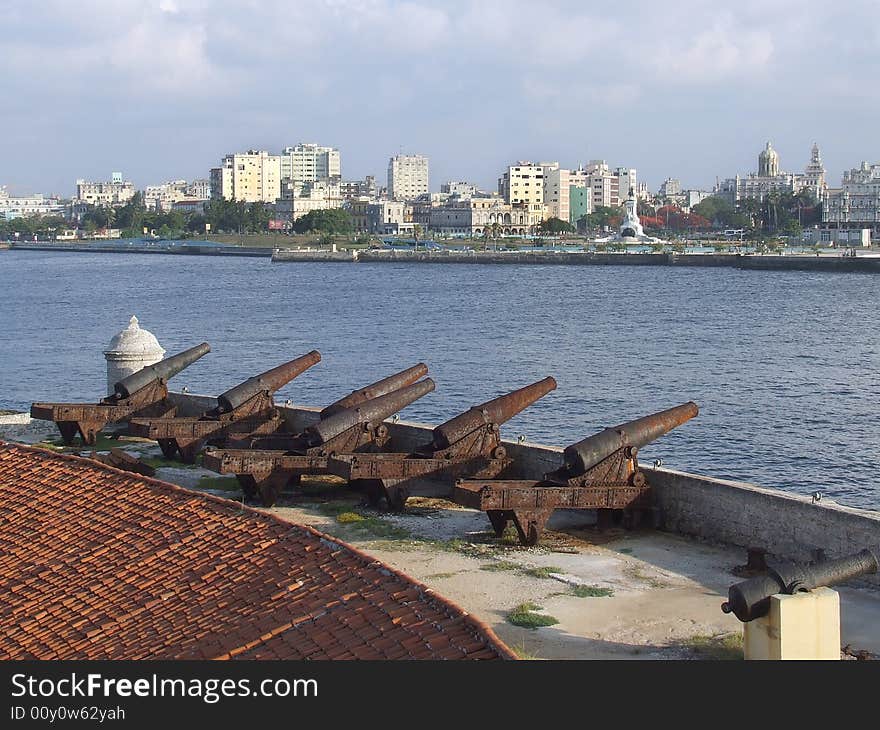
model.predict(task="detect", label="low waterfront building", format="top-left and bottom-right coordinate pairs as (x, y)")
top-left (802, 227), bottom-right (872, 247)
top-left (170, 198), bottom-right (208, 214)
top-left (388, 154), bottom-right (429, 201)
top-left (210, 150), bottom-right (282, 203)
top-left (430, 198), bottom-right (543, 236)
top-left (0, 187), bottom-right (66, 219)
top-left (822, 161), bottom-right (880, 231)
top-left (366, 200), bottom-right (415, 235)
top-left (75, 173), bottom-right (136, 207)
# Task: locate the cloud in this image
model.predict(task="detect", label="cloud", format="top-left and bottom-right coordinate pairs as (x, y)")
top-left (0, 0), bottom-right (877, 195)
top-left (655, 20), bottom-right (774, 82)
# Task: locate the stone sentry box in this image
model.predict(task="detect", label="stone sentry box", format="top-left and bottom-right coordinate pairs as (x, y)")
top-left (103, 316), bottom-right (165, 395)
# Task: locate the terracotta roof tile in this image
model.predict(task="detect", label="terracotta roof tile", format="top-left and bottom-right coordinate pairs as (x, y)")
top-left (0, 442), bottom-right (513, 660)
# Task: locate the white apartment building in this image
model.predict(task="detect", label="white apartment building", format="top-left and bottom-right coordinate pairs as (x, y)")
top-left (659, 178), bottom-right (682, 197)
top-left (822, 161), bottom-right (880, 229)
top-left (280, 144), bottom-right (341, 187)
top-left (0, 187), bottom-right (66, 219)
top-left (274, 179), bottom-right (343, 222)
top-left (210, 150), bottom-right (281, 203)
top-left (441, 181), bottom-right (480, 198)
top-left (144, 180), bottom-right (188, 211)
top-left (75, 174), bottom-right (136, 206)
top-left (187, 179), bottom-right (211, 200)
top-left (544, 168), bottom-right (574, 221)
top-left (388, 154), bottom-right (429, 201)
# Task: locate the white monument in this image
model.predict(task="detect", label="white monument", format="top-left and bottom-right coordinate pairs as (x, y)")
top-left (103, 316), bottom-right (165, 395)
top-left (591, 190), bottom-right (662, 244)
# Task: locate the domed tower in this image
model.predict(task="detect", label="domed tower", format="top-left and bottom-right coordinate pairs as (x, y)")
top-left (758, 141), bottom-right (780, 177)
top-left (103, 315), bottom-right (165, 395)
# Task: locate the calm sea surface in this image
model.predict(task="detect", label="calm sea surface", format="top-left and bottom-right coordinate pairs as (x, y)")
top-left (2, 250), bottom-right (879, 509)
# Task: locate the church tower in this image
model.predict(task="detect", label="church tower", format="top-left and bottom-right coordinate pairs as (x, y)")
top-left (758, 141), bottom-right (780, 177)
top-left (803, 142), bottom-right (827, 200)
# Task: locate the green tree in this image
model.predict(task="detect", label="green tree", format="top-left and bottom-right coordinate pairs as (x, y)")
top-left (538, 217), bottom-right (575, 234)
top-left (582, 206), bottom-right (619, 231)
top-left (292, 208), bottom-right (353, 234)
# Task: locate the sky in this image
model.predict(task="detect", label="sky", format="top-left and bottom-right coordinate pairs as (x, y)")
top-left (3, 0), bottom-right (879, 197)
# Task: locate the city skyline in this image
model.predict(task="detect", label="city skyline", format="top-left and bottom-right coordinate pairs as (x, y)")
top-left (3, 0), bottom-right (879, 195)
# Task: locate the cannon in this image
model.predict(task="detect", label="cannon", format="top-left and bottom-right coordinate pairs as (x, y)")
top-left (30, 342), bottom-right (211, 445)
top-left (239, 362), bottom-right (430, 451)
top-left (327, 377), bottom-right (557, 512)
top-left (320, 363), bottom-right (428, 418)
top-left (722, 548), bottom-right (879, 623)
top-left (454, 401), bottom-right (698, 545)
top-left (128, 350), bottom-right (321, 462)
top-left (203, 377), bottom-right (436, 507)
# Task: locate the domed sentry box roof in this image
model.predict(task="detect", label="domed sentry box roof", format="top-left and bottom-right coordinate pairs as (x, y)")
top-left (104, 315), bottom-right (165, 360)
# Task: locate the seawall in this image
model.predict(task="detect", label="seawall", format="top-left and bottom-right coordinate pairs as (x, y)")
top-left (276, 248), bottom-right (880, 273)
top-left (10, 242), bottom-right (272, 257)
top-left (169, 391), bottom-right (880, 583)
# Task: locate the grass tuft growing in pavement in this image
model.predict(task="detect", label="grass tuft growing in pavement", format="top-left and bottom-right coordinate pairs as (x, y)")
top-left (506, 602), bottom-right (559, 630)
top-left (572, 585), bottom-right (614, 598)
top-left (521, 566), bottom-right (563, 580)
top-left (480, 561), bottom-right (519, 572)
top-left (682, 633), bottom-right (743, 660)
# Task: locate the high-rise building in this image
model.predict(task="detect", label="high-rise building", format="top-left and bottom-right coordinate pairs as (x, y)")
top-left (659, 178), bottom-right (682, 197)
top-left (388, 154), bottom-right (429, 201)
top-left (498, 162), bottom-right (557, 221)
top-left (210, 150), bottom-right (281, 203)
top-left (543, 167), bottom-right (571, 221)
top-left (280, 144), bottom-right (341, 187)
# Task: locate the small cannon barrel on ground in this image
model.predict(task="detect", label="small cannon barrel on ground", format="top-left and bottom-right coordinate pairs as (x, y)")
top-left (128, 350), bottom-right (321, 462)
top-left (327, 377), bottom-right (557, 512)
top-left (722, 548), bottom-right (879, 622)
top-left (203, 378), bottom-right (436, 506)
top-left (30, 342), bottom-right (211, 445)
top-left (454, 401), bottom-right (698, 545)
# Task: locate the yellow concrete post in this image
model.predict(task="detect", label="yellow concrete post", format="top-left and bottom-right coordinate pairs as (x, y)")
top-left (743, 587), bottom-right (840, 660)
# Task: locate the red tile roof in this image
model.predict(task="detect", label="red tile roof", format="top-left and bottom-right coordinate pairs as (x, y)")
top-left (0, 442), bottom-right (514, 660)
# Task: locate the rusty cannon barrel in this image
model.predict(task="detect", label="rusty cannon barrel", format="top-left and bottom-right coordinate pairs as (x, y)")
top-left (112, 342), bottom-right (211, 399)
top-left (722, 548), bottom-right (879, 623)
top-left (563, 401), bottom-right (698, 474)
top-left (216, 350), bottom-right (321, 414)
top-left (432, 376), bottom-right (557, 450)
top-left (304, 378), bottom-right (435, 447)
top-left (320, 363), bottom-right (429, 418)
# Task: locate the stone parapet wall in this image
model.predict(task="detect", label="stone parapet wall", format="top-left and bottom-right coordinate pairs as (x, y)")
top-left (171, 393), bottom-right (880, 583)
